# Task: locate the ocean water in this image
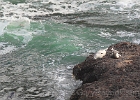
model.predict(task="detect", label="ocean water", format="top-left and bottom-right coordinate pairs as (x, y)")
top-left (0, 0), bottom-right (140, 100)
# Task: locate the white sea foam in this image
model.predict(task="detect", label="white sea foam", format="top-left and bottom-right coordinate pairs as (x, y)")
top-left (0, 42), bottom-right (17, 55)
top-left (117, 0), bottom-right (138, 7)
top-left (8, 17), bottom-right (30, 29)
top-left (133, 39), bottom-right (140, 44)
top-left (116, 31), bottom-right (137, 37)
top-left (0, 21), bottom-right (9, 35)
top-left (4, 17), bottom-right (33, 44)
top-left (0, 0), bottom-right (139, 20)
top-left (99, 32), bottom-right (112, 37)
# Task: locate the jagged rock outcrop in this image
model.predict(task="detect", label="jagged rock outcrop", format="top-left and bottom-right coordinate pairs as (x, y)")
top-left (70, 42), bottom-right (140, 100)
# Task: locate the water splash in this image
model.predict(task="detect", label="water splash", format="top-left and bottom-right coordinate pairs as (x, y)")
top-left (0, 21), bottom-right (9, 35)
top-left (0, 0), bottom-right (140, 19)
top-left (0, 42), bottom-right (17, 55)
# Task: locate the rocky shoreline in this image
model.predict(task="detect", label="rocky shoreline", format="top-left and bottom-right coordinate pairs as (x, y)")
top-left (70, 42), bottom-right (140, 100)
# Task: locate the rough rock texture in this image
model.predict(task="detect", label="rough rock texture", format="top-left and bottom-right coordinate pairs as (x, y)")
top-left (70, 42), bottom-right (140, 100)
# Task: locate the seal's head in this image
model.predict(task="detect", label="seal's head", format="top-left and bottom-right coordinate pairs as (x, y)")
top-left (111, 48), bottom-right (121, 59)
top-left (94, 48), bottom-right (107, 59)
top-left (114, 52), bottom-right (121, 59)
top-left (111, 48), bottom-right (119, 53)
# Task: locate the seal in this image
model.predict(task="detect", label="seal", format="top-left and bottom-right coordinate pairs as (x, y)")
top-left (111, 48), bottom-right (121, 59)
top-left (94, 48), bottom-right (108, 59)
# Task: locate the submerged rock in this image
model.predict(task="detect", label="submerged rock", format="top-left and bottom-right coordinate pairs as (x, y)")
top-left (70, 42), bottom-right (140, 100)
top-left (25, 92), bottom-right (51, 99)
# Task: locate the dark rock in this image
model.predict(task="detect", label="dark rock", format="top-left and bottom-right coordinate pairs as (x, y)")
top-left (25, 92), bottom-right (51, 99)
top-left (70, 42), bottom-right (140, 100)
top-left (3, 87), bottom-right (17, 92)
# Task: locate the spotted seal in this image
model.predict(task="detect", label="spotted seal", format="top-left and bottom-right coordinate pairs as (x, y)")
top-left (94, 48), bottom-right (108, 59)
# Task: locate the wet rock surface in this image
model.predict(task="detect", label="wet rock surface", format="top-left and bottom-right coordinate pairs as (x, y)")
top-left (70, 42), bottom-right (140, 100)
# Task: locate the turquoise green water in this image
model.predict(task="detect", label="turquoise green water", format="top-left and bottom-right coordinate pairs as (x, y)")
top-left (0, 20), bottom-right (114, 63)
top-left (0, 20), bottom-right (115, 100)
